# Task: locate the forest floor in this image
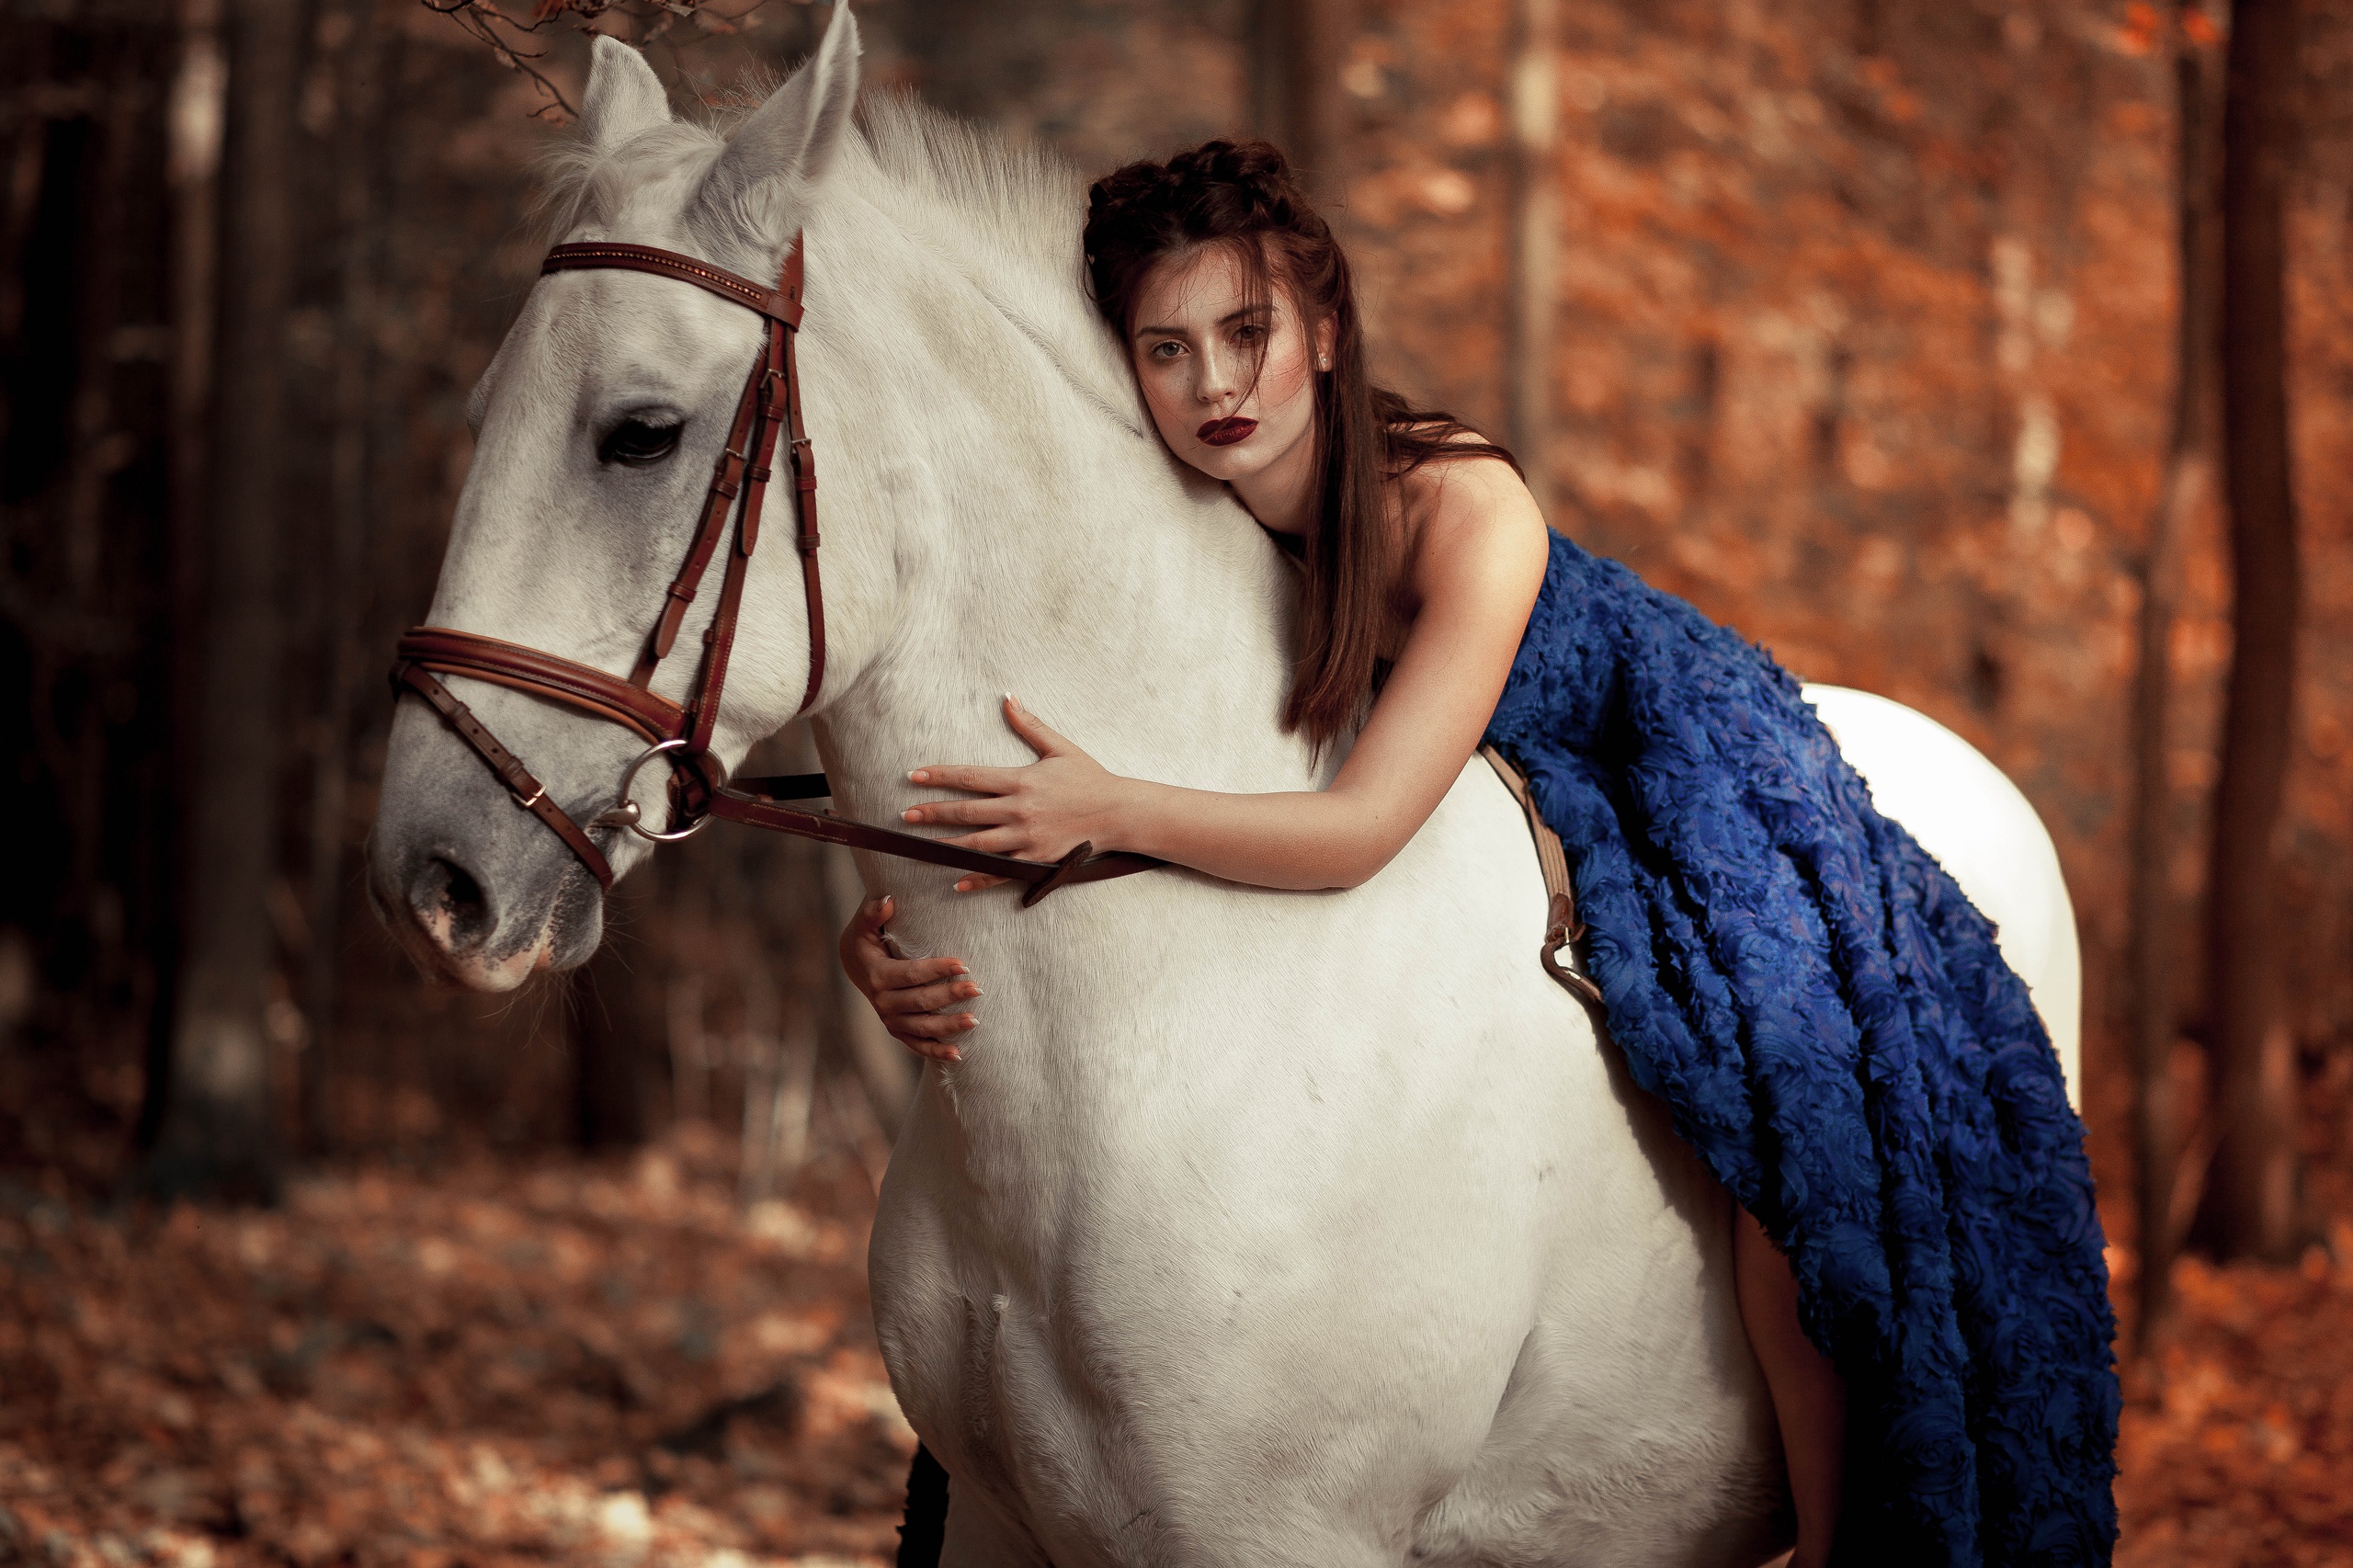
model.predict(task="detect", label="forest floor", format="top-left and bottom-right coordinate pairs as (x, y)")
top-left (0, 1125), bottom-right (914, 1568)
top-left (2107, 1221), bottom-right (2353, 1567)
top-left (3, 1122), bottom-right (2351, 1566)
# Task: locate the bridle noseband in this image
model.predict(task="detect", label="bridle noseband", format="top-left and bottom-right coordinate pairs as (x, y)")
top-left (391, 236), bottom-right (1159, 907)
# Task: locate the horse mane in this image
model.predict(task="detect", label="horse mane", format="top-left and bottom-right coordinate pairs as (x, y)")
top-left (852, 92), bottom-right (1085, 308)
top-left (850, 93), bottom-right (1142, 428)
top-left (533, 82), bottom-right (1140, 429)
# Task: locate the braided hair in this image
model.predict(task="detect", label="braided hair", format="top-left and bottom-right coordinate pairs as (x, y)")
top-left (1085, 140), bottom-right (1519, 750)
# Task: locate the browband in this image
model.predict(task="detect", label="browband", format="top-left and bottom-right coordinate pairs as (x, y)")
top-left (541, 242), bottom-right (805, 325)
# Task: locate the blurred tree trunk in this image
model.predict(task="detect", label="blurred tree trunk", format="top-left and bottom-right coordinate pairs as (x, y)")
top-left (737, 741), bottom-right (834, 1201)
top-left (143, 0), bottom-right (228, 1153)
top-left (1504, 0), bottom-right (1560, 515)
top-left (574, 873), bottom-right (657, 1150)
top-left (149, 0), bottom-right (301, 1199)
top-left (2130, 6), bottom-right (2222, 1347)
top-left (2195, 0), bottom-right (2303, 1262)
top-left (1249, 0), bottom-right (1349, 195)
top-left (301, 0), bottom-right (384, 1153)
top-left (574, 965), bottom-right (656, 1149)
top-left (736, 930), bottom-right (818, 1210)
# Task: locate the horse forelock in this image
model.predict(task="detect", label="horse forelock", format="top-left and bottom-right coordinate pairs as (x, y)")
top-left (533, 119), bottom-right (728, 245)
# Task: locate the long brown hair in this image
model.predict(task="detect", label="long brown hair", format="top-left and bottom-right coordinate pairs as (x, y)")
top-left (1084, 140), bottom-right (1520, 749)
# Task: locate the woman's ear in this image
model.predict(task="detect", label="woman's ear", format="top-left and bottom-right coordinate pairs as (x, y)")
top-left (1313, 313), bottom-right (1336, 372)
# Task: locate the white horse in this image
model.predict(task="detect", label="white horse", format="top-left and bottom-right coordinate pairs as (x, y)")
top-left (368, 12), bottom-right (2078, 1563)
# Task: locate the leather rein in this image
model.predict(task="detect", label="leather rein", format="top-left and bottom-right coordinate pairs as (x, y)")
top-left (390, 236), bottom-right (1161, 907)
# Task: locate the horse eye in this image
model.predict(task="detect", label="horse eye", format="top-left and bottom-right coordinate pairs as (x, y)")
top-left (598, 418), bottom-right (681, 468)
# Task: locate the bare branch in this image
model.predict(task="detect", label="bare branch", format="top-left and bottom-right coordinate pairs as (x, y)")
top-left (416, 0), bottom-right (790, 120)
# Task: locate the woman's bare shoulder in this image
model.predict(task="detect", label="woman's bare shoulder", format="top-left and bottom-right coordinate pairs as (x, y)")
top-left (1398, 439), bottom-right (1547, 585)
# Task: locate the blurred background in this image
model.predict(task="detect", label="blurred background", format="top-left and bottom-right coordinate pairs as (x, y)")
top-left (1, 0), bottom-right (2348, 1563)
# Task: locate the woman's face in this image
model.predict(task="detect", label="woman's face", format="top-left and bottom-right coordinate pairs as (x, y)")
top-left (1126, 243), bottom-right (1334, 501)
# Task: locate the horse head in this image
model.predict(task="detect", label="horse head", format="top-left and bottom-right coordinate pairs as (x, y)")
top-left (369, 11), bottom-right (871, 990)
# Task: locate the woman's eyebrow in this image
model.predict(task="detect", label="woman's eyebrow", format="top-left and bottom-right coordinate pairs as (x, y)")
top-left (1131, 305), bottom-right (1270, 339)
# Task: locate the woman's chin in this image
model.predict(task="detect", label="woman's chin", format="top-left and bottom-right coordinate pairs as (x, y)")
top-left (1181, 437), bottom-right (1269, 485)
top-left (1182, 446), bottom-right (1244, 481)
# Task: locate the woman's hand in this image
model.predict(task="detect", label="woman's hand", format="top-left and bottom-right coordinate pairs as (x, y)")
top-left (903, 696), bottom-right (1131, 892)
top-left (837, 895), bottom-right (980, 1062)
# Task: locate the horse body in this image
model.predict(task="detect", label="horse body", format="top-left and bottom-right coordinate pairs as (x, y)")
top-left (790, 74), bottom-right (1787, 1563)
top-left (871, 764), bottom-right (1787, 1565)
top-left (1805, 687), bottom-right (2082, 1104)
top-left (369, 14), bottom-right (2073, 1563)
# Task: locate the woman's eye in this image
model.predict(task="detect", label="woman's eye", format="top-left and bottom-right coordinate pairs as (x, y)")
top-left (1234, 324), bottom-right (1267, 344)
top-left (598, 418), bottom-right (682, 468)
top-left (1148, 340), bottom-right (1184, 360)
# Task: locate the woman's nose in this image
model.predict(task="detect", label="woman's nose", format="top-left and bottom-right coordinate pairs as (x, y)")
top-left (1196, 353), bottom-right (1236, 405)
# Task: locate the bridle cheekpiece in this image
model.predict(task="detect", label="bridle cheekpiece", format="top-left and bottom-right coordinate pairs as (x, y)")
top-left (390, 235), bottom-right (1158, 906)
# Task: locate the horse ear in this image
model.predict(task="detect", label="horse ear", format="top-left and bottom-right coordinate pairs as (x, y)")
top-left (690, 3), bottom-right (861, 256)
top-left (579, 36), bottom-right (672, 151)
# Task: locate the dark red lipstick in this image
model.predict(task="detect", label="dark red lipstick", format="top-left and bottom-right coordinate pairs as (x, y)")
top-left (1197, 416), bottom-right (1256, 448)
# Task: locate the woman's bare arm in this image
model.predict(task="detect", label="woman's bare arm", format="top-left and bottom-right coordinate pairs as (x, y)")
top-left (903, 456), bottom-right (1550, 892)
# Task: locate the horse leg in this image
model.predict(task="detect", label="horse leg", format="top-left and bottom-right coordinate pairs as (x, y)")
top-left (896, 1444), bottom-right (949, 1567)
top-left (938, 1478), bottom-right (1053, 1568)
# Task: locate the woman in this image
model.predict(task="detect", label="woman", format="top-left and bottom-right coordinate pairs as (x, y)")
top-left (842, 142), bottom-right (2113, 1565)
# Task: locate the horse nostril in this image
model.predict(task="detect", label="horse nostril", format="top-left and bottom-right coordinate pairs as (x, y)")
top-left (408, 854), bottom-right (494, 953)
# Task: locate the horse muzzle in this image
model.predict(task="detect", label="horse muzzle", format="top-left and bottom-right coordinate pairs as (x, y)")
top-left (368, 699), bottom-right (608, 992)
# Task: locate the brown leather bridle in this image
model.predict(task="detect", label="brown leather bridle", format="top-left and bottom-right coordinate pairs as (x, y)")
top-left (390, 236), bottom-right (1160, 907)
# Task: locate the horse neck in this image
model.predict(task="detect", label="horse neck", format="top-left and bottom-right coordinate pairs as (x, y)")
top-left (806, 194), bottom-right (1323, 817)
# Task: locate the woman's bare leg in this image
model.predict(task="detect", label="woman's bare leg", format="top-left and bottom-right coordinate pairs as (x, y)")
top-left (1734, 1206), bottom-right (1845, 1568)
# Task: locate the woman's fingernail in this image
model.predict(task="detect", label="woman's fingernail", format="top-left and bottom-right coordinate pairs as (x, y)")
top-left (945, 1049), bottom-right (963, 1063)
top-left (910, 769), bottom-right (928, 783)
top-left (1005, 692), bottom-right (1020, 709)
top-left (903, 808), bottom-right (922, 823)
top-left (964, 984), bottom-right (983, 998)
top-left (960, 1016), bottom-right (979, 1029)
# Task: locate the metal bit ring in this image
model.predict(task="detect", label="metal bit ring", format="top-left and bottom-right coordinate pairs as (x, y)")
top-left (594, 738), bottom-right (712, 843)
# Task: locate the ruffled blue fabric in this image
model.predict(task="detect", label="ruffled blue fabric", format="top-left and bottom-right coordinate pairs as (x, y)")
top-left (1483, 532), bottom-right (2118, 1566)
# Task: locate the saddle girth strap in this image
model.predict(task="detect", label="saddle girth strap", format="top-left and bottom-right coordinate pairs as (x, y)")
top-left (1479, 744), bottom-right (1605, 1013)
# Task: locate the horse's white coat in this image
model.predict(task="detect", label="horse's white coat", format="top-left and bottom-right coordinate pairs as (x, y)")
top-left (1803, 685), bottom-right (2082, 1109)
top-left (368, 13), bottom-right (2081, 1562)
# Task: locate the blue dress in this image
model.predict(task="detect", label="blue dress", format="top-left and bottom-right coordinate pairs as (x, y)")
top-left (1482, 531), bottom-right (2119, 1566)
